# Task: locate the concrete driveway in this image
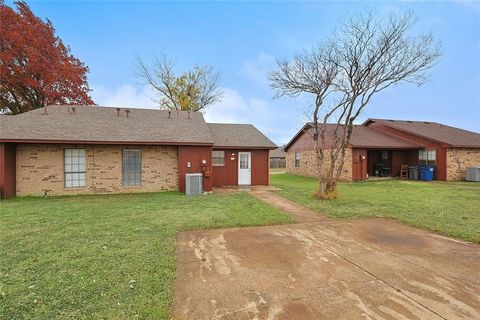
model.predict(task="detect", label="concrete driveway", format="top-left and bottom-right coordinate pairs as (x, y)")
top-left (172, 192), bottom-right (480, 319)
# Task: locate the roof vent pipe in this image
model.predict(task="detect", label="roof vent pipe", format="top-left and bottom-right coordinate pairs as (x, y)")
top-left (125, 109), bottom-right (130, 118)
top-left (116, 108), bottom-right (121, 116)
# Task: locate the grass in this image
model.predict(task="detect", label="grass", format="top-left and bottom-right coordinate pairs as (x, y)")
top-left (0, 191), bottom-right (292, 319)
top-left (270, 174), bottom-right (480, 243)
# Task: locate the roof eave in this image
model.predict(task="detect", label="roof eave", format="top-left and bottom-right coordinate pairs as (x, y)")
top-left (350, 145), bottom-right (423, 149)
top-left (0, 139), bottom-right (215, 146)
top-left (447, 144), bottom-right (480, 148)
top-left (213, 145), bottom-right (277, 150)
top-left (364, 119), bottom-right (453, 146)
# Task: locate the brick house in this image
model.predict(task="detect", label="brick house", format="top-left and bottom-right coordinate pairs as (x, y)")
top-left (284, 119), bottom-right (480, 181)
top-left (0, 105), bottom-right (276, 198)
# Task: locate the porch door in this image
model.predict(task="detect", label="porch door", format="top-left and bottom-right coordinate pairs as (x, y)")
top-left (238, 152), bottom-right (251, 185)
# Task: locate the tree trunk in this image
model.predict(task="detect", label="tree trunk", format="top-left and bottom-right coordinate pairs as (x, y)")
top-left (314, 144), bottom-right (325, 198)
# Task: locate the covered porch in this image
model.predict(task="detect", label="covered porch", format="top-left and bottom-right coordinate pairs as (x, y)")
top-left (352, 148), bottom-right (422, 180)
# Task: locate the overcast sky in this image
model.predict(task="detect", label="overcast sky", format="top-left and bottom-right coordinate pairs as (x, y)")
top-left (17, 1), bottom-right (480, 145)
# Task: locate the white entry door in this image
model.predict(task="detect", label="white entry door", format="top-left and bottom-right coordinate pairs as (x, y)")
top-left (238, 152), bottom-right (251, 185)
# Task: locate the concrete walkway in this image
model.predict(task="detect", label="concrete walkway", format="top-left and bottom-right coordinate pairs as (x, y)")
top-left (172, 191), bottom-right (480, 319)
top-left (249, 190), bottom-right (330, 222)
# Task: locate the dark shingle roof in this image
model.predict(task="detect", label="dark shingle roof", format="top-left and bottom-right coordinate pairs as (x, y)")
top-left (0, 105), bottom-right (214, 145)
top-left (0, 105), bottom-right (277, 149)
top-left (347, 125), bottom-right (423, 148)
top-left (284, 123), bottom-right (422, 151)
top-left (207, 123), bottom-right (277, 149)
top-left (366, 119), bottom-right (480, 147)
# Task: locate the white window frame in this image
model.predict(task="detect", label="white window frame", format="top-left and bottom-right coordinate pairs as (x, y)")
top-left (212, 150), bottom-right (225, 166)
top-left (419, 149), bottom-right (436, 166)
top-left (64, 149), bottom-right (86, 188)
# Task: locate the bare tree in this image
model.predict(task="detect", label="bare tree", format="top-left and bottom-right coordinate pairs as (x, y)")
top-left (269, 10), bottom-right (441, 199)
top-left (137, 56), bottom-right (222, 111)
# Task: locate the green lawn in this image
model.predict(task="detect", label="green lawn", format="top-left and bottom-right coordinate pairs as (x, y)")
top-left (271, 174), bottom-right (480, 243)
top-left (0, 192), bottom-right (292, 319)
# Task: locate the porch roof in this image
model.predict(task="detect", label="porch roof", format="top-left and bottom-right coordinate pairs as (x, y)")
top-left (348, 126), bottom-right (423, 149)
top-left (284, 123), bottom-right (423, 151)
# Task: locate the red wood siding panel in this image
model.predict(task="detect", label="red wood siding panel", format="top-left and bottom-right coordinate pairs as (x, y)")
top-left (251, 149), bottom-right (269, 185)
top-left (391, 150), bottom-right (407, 177)
top-left (212, 149), bottom-right (270, 187)
top-left (367, 149), bottom-right (420, 177)
top-left (406, 150), bottom-right (419, 166)
top-left (0, 143), bottom-right (16, 199)
top-left (352, 148), bottom-right (367, 180)
top-left (368, 123), bottom-right (448, 180)
top-left (212, 150), bottom-right (238, 187)
top-left (286, 130), bottom-right (314, 152)
top-left (178, 146), bottom-right (213, 192)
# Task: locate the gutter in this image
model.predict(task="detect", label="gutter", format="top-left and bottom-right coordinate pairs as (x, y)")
top-left (0, 139), bottom-right (215, 146)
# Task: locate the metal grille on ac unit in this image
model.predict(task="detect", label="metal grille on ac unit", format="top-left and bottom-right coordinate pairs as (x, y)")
top-left (466, 167), bottom-right (480, 182)
top-left (185, 173), bottom-right (203, 195)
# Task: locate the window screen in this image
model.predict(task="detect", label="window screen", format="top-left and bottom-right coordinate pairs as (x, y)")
top-left (419, 149), bottom-right (436, 166)
top-left (64, 149), bottom-right (86, 188)
top-left (212, 151), bottom-right (225, 166)
top-left (123, 149), bottom-right (141, 186)
top-left (295, 152), bottom-right (301, 167)
top-left (239, 153), bottom-right (249, 169)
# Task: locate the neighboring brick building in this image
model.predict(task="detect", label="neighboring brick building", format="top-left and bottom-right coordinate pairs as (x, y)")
top-left (286, 149), bottom-right (353, 180)
top-left (284, 119), bottom-right (480, 181)
top-left (0, 105), bottom-right (276, 198)
top-left (446, 148), bottom-right (480, 181)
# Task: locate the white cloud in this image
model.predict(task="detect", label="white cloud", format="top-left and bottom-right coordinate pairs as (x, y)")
top-left (91, 84), bottom-right (157, 109)
top-left (204, 87), bottom-right (305, 145)
top-left (89, 83), bottom-right (305, 145)
top-left (240, 53), bottom-right (276, 87)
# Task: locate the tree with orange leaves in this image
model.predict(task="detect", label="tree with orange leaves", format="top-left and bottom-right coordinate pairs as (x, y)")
top-left (0, 1), bottom-right (94, 114)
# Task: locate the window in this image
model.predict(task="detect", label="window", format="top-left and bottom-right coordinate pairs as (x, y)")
top-left (381, 151), bottom-right (388, 161)
top-left (123, 149), bottom-right (141, 186)
top-left (239, 153), bottom-right (249, 169)
top-left (64, 149), bottom-right (86, 188)
top-left (295, 152), bottom-right (301, 167)
top-left (212, 151), bottom-right (225, 166)
top-left (419, 149), bottom-right (436, 166)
